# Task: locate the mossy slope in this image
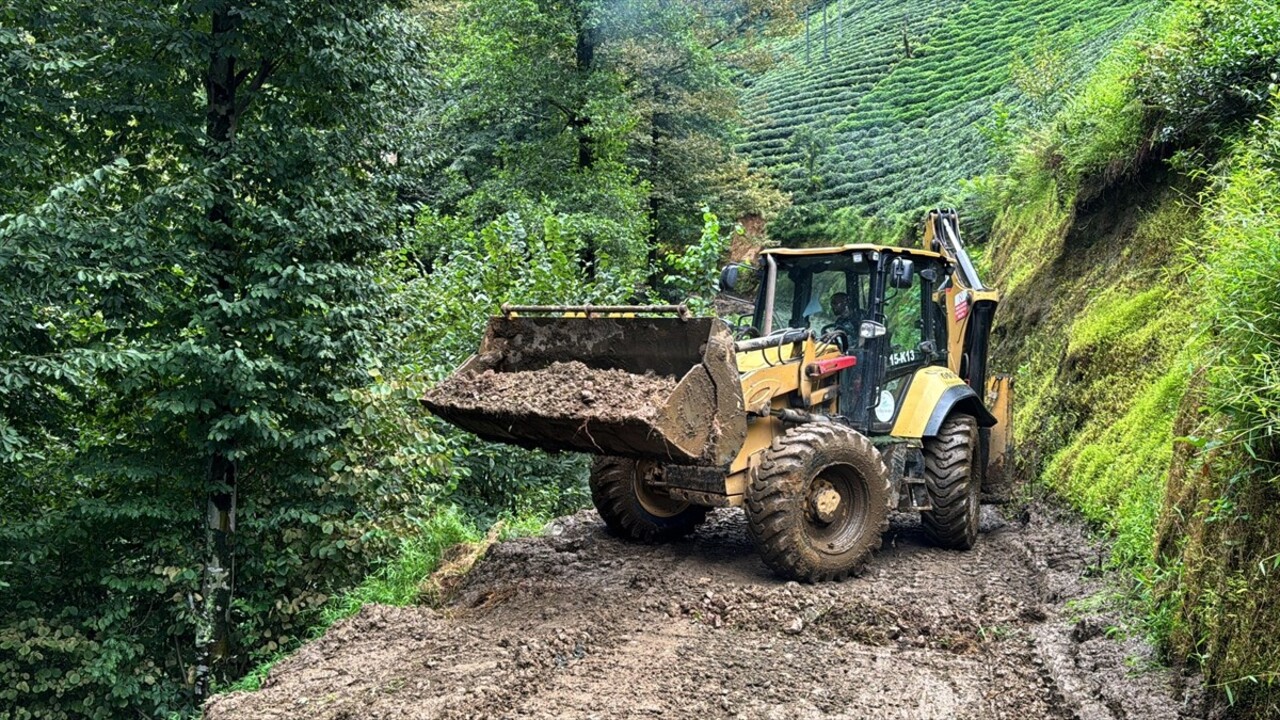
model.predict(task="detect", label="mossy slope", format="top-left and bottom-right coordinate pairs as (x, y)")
top-left (985, 2), bottom-right (1280, 713)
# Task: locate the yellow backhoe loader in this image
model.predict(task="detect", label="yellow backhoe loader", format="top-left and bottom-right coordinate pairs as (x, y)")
top-left (424, 210), bottom-right (1012, 581)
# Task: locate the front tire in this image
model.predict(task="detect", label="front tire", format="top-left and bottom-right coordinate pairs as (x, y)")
top-left (589, 457), bottom-right (709, 542)
top-left (745, 424), bottom-right (891, 582)
top-left (922, 414), bottom-right (981, 549)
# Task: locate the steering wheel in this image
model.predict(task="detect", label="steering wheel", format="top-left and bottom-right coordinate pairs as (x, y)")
top-left (818, 324), bottom-right (848, 352)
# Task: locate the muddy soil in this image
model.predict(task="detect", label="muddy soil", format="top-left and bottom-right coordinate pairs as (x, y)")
top-left (425, 361), bottom-right (678, 422)
top-left (208, 504), bottom-right (1204, 720)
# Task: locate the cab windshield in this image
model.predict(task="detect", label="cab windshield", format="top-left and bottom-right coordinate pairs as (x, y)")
top-left (763, 254), bottom-right (874, 335)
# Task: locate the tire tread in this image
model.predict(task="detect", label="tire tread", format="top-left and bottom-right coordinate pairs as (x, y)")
top-left (744, 424), bottom-right (890, 582)
top-left (590, 457), bottom-right (708, 542)
top-left (921, 414), bottom-right (980, 550)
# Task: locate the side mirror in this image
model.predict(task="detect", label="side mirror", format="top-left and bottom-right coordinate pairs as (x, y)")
top-left (890, 258), bottom-right (915, 289)
top-left (719, 265), bottom-right (740, 291)
top-left (860, 321), bottom-right (887, 339)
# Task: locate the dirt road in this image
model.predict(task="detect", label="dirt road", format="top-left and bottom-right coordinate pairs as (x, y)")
top-left (207, 504), bottom-right (1204, 719)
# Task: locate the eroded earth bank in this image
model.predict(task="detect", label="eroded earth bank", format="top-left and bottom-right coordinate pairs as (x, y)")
top-left (208, 505), bottom-right (1205, 719)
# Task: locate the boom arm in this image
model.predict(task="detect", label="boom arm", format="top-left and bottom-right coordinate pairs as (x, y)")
top-left (927, 210), bottom-right (987, 291)
top-left (921, 210), bottom-right (1001, 391)
top-left (922, 209), bottom-right (1011, 494)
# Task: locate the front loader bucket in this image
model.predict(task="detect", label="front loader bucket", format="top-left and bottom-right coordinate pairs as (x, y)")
top-left (422, 314), bottom-right (748, 466)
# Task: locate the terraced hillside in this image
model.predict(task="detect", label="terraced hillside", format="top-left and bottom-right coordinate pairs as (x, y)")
top-left (740, 0), bottom-right (1152, 240)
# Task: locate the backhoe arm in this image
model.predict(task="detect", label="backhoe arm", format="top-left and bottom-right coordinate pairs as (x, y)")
top-left (922, 210), bottom-right (1012, 495)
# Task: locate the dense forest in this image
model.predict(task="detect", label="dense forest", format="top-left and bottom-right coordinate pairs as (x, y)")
top-left (0, 1), bottom-right (800, 716)
top-left (2, 0), bottom-right (1278, 718)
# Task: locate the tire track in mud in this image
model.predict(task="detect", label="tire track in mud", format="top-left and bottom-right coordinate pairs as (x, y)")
top-left (207, 505), bottom-right (1203, 720)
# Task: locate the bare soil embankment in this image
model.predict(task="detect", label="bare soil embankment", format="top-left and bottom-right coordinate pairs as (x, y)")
top-left (208, 505), bottom-right (1204, 720)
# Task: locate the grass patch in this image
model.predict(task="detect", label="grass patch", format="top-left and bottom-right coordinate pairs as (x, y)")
top-left (318, 506), bottom-right (483, 624)
top-left (1152, 97), bottom-right (1280, 715)
top-left (1066, 286), bottom-right (1165, 354)
top-left (1045, 367), bottom-right (1189, 568)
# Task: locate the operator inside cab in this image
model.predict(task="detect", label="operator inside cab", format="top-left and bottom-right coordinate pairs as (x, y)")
top-left (829, 291), bottom-right (862, 344)
top-left (831, 292), bottom-right (849, 318)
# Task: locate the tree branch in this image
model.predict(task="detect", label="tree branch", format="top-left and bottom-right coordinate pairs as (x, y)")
top-left (235, 58), bottom-right (280, 115)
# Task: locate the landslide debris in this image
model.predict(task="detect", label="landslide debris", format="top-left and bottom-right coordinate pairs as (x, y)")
top-left (207, 506), bottom-right (1204, 720)
top-left (424, 361), bottom-right (678, 421)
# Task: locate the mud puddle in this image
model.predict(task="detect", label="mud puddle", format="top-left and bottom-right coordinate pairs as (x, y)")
top-left (207, 504), bottom-right (1203, 720)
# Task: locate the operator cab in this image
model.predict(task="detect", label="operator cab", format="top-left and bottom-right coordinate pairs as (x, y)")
top-left (751, 245), bottom-right (951, 434)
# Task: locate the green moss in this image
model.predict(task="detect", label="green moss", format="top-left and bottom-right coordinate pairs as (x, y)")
top-left (998, 183), bottom-right (1198, 485)
top-left (986, 172), bottom-right (1073, 296)
top-left (1045, 367), bottom-right (1188, 567)
top-left (1067, 286), bottom-right (1165, 355)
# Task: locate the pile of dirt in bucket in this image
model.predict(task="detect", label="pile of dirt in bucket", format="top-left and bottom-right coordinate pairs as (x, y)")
top-left (425, 361), bottom-right (679, 422)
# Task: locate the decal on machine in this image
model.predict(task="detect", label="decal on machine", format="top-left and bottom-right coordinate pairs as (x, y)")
top-left (954, 289), bottom-right (971, 321)
top-left (874, 390), bottom-right (896, 422)
top-left (888, 350), bottom-right (920, 367)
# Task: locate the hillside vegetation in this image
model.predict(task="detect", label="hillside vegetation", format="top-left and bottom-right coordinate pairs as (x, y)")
top-left (739, 0), bottom-right (1151, 241)
top-left (749, 0), bottom-right (1280, 712)
top-left (981, 0), bottom-right (1280, 713)
top-left (3, 0), bottom-right (1278, 718)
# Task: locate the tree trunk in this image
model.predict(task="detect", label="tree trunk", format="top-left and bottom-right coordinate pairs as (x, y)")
top-left (805, 10), bottom-right (810, 65)
top-left (573, 8), bottom-right (596, 171)
top-left (647, 106), bottom-right (662, 288)
top-left (194, 455), bottom-right (237, 701)
top-left (573, 4), bottom-right (598, 280)
top-left (823, 3), bottom-right (829, 60)
top-left (194, 2), bottom-right (240, 702)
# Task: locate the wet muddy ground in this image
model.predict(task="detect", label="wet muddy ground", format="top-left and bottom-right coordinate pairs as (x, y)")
top-left (207, 504), bottom-right (1205, 720)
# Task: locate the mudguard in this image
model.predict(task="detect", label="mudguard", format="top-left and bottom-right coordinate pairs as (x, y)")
top-left (890, 366), bottom-right (997, 439)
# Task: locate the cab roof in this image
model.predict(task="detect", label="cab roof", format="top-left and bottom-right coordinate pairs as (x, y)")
top-left (759, 244), bottom-right (943, 261)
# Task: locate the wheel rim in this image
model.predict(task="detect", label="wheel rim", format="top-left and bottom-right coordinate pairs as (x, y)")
top-left (803, 464), bottom-right (870, 556)
top-left (632, 460), bottom-right (689, 518)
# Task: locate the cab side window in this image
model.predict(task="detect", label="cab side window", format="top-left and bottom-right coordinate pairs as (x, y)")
top-left (882, 270), bottom-right (924, 365)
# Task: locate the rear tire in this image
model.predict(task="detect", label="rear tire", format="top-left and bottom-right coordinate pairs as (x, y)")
top-left (589, 457), bottom-right (709, 542)
top-left (745, 424), bottom-right (890, 582)
top-left (922, 414), bottom-right (981, 550)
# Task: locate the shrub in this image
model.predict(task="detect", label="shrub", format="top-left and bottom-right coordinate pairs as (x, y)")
top-left (1138, 0), bottom-right (1280, 146)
